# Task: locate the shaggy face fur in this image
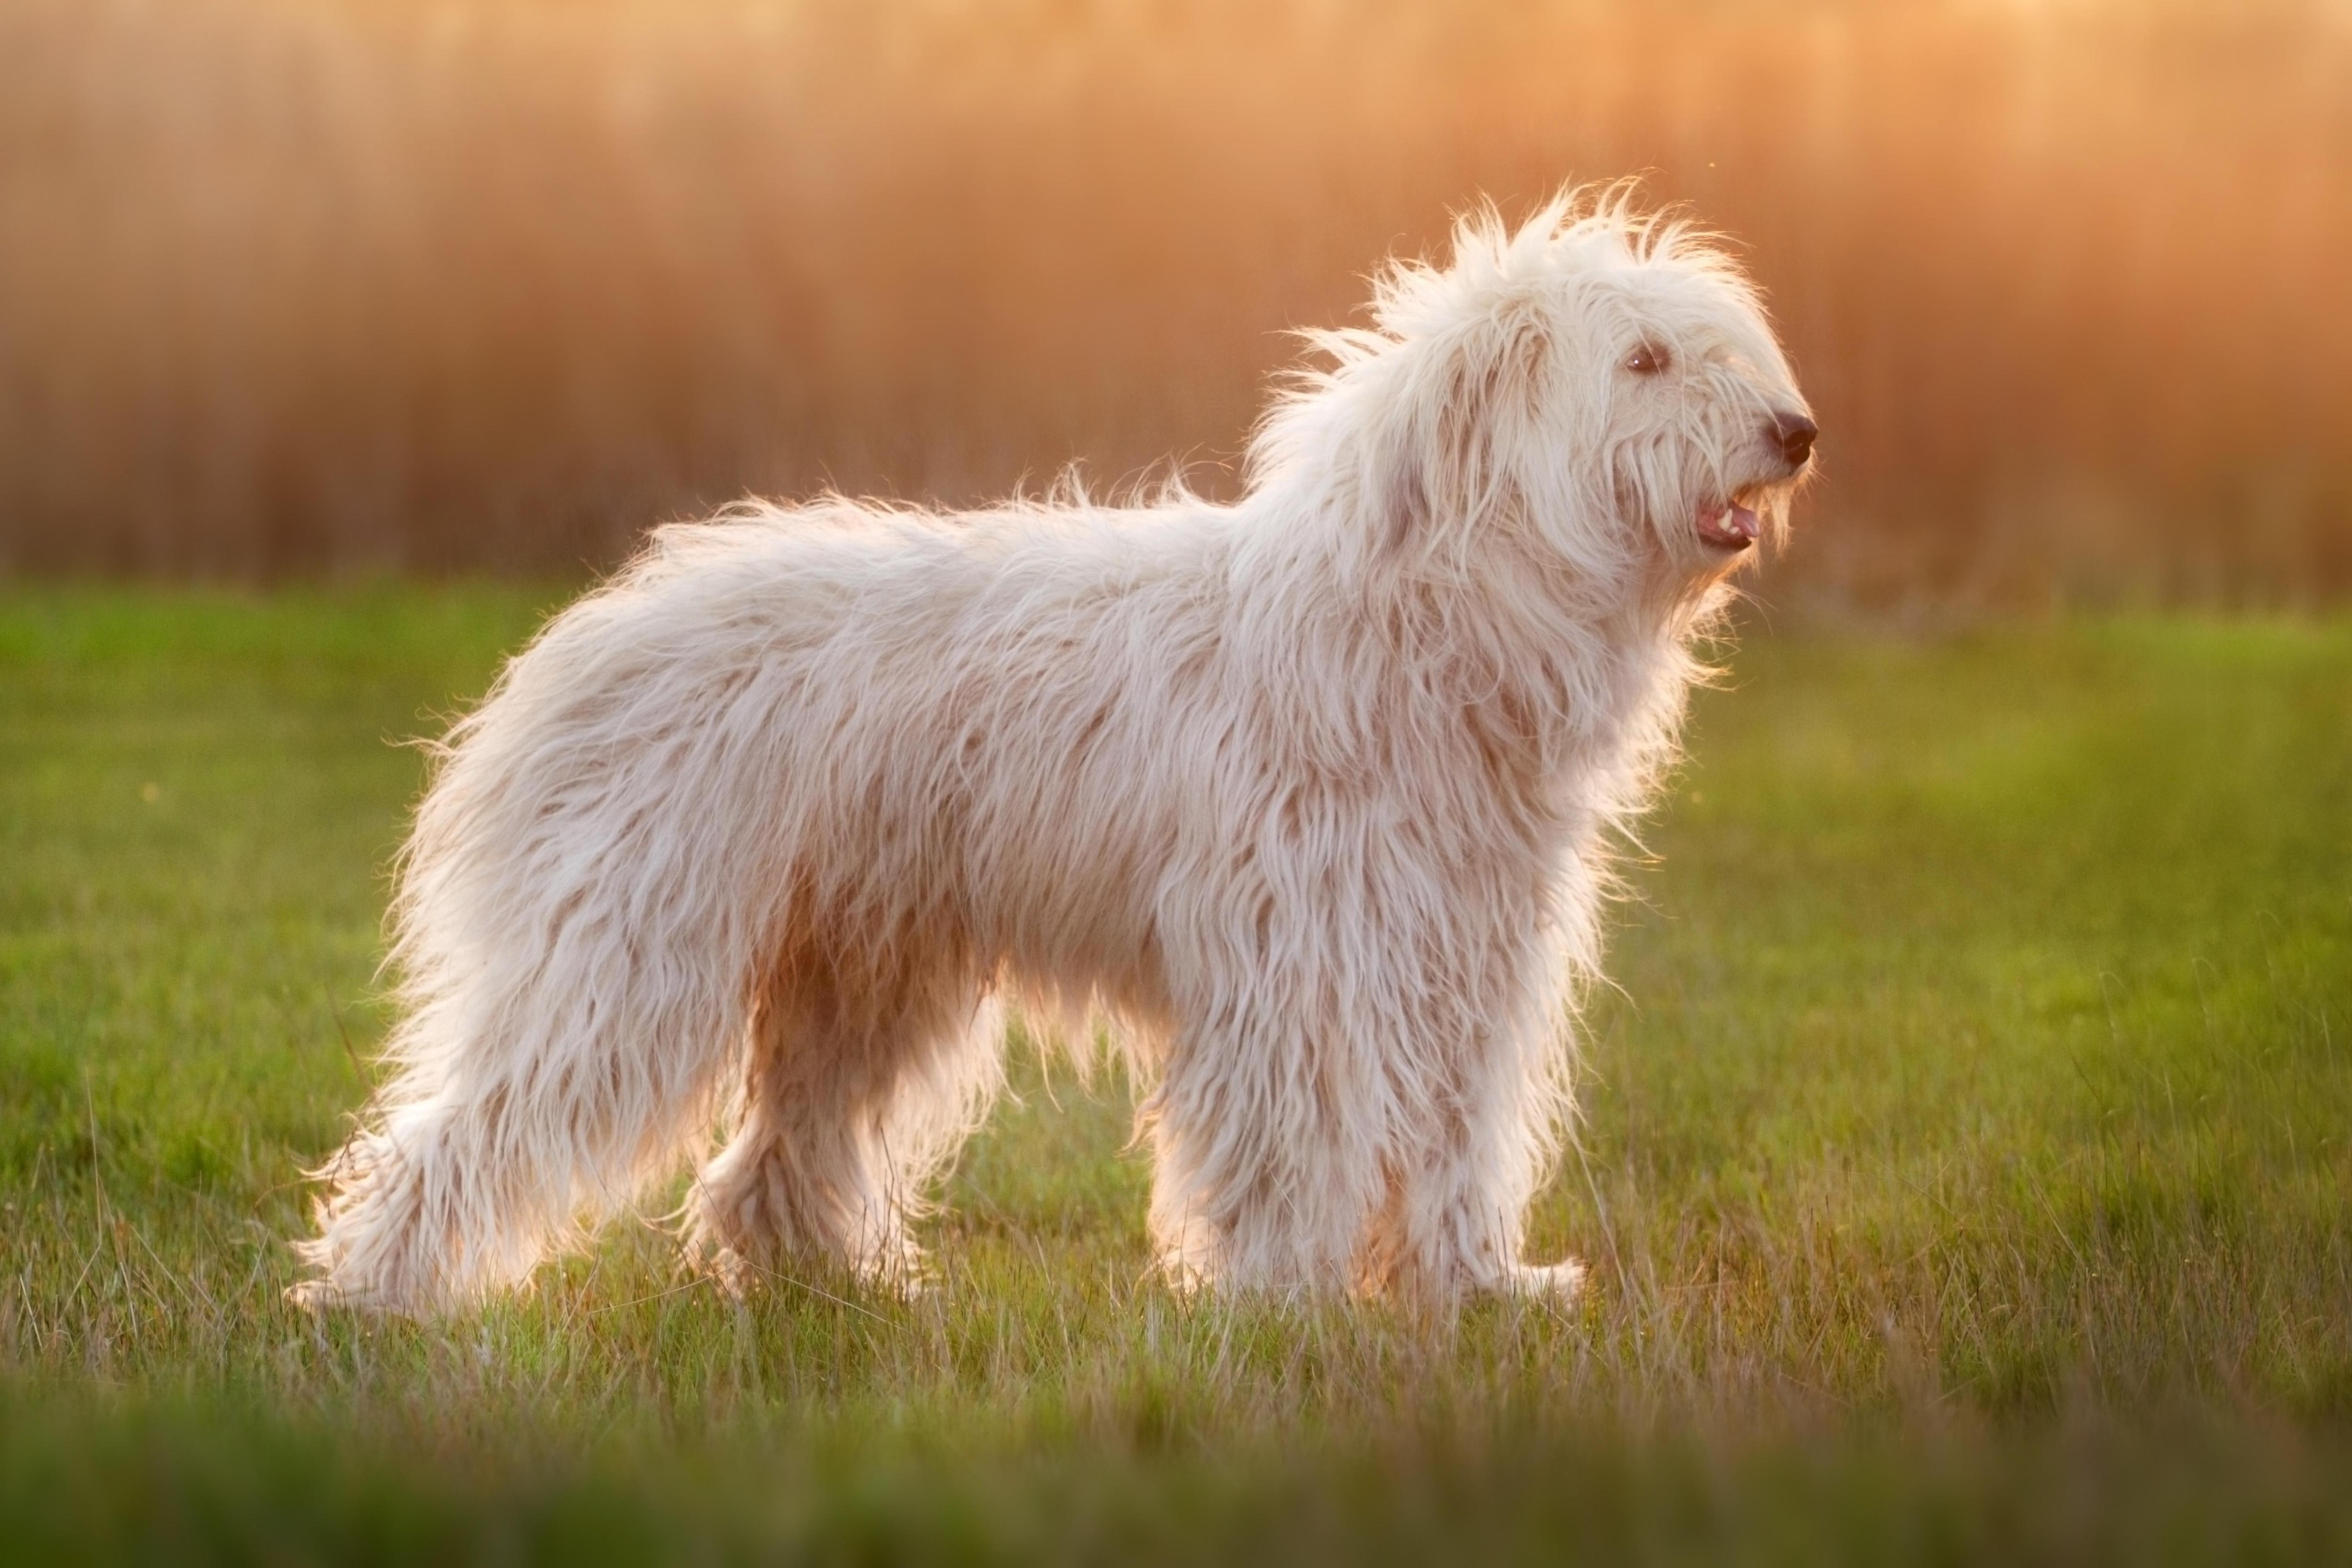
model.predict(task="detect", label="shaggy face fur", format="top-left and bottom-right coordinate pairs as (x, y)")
top-left (291, 189), bottom-right (1813, 1314)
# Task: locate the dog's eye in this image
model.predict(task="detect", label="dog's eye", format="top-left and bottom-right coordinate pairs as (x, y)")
top-left (1626, 341), bottom-right (1671, 375)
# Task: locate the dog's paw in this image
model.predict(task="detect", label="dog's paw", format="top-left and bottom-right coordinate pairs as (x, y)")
top-left (283, 1277), bottom-right (342, 1314)
top-left (702, 1245), bottom-right (761, 1300)
top-left (700, 1244), bottom-right (931, 1307)
top-left (1502, 1258), bottom-right (1588, 1303)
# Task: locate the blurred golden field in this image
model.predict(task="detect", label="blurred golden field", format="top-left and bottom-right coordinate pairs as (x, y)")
top-left (2, 0), bottom-right (2349, 603)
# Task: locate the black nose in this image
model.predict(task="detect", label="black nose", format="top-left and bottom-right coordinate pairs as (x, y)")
top-left (1770, 411), bottom-right (1818, 467)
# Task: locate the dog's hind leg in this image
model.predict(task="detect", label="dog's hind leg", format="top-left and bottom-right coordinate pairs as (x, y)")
top-left (688, 933), bottom-right (1001, 1294)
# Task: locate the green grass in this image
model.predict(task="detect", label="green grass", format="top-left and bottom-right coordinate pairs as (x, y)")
top-left (2, 586), bottom-right (2349, 1564)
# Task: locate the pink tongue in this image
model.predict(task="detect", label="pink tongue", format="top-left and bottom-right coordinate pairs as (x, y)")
top-left (1698, 503), bottom-right (1760, 546)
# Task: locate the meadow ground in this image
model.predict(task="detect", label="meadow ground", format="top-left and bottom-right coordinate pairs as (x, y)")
top-left (0, 586), bottom-right (2348, 1563)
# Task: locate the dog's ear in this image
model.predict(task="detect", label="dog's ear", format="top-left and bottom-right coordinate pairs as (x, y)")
top-left (1376, 313), bottom-right (1550, 558)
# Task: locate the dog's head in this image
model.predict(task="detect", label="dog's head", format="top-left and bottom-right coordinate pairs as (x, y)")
top-left (1263, 187), bottom-right (1814, 612)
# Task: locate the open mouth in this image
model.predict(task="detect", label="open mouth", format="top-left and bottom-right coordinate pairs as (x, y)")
top-left (1695, 495), bottom-right (1762, 552)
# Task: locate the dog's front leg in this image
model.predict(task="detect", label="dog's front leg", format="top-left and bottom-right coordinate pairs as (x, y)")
top-left (1356, 919), bottom-right (1588, 1307)
top-left (1138, 987), bottom-right (1393, 1299)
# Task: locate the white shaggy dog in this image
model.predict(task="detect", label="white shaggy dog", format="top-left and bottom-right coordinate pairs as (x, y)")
top-left (292, 188), bottom-right (1814, 1315)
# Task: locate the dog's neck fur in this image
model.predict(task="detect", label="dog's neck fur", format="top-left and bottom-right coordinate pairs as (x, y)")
top-left (1229, 467), bottom-right (1717, 867)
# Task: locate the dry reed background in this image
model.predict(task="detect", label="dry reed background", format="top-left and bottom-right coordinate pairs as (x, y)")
top-left (2, 0), bottom-right (2349, 605)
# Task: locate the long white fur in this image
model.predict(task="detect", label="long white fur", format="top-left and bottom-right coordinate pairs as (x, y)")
top-left (291, 187), bottom-right (1812, 1314)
